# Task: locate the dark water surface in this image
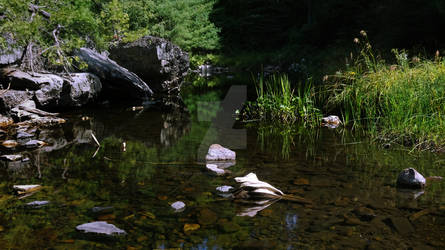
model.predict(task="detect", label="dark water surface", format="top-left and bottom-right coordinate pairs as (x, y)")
top-left (0, 87), bottom-right (444, 249)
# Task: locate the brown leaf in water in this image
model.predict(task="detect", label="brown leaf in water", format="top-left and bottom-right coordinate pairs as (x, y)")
top-left (184, 223), bottom-right (200, 232)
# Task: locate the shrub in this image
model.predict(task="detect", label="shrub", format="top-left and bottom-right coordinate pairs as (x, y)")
top-left (328, 31), bottom-right (445, 150)
top-left (242, 73), bottom-right (321, 125)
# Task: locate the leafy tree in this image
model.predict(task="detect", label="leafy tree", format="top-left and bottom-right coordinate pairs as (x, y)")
top-left (101, 0), bottom-right (129, 41)
top-left (151, 0), bottom-right (220, 51)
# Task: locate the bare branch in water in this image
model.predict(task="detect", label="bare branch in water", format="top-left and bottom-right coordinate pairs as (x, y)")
top-left (91, 132), bottom-right (100, 147)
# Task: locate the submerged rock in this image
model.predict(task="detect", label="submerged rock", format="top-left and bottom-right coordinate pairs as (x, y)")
top-left (92, 206), bottom-right (114, 213)
top-left (205, 144), bottom-right (236, 161)
top-left (76, 221), bottom-right (126, 236)
top-left (0, 115), bottom-right (14, 127)
top-left (396, 168), bottom-right (426, 189)
top-left (384, 217), bottom-right (414, 235)
top-left (198, 208), bottom-right (218, 225)
top-left (13, 184), bottom-right (41, 194)
top-left (26, 200), bottom-right (50, 207)
top-left (171, 201), bottom-right (186, 212)
top-left (2, 140), bottom-right (18, 149)
top-left (206, 164), bottom-right (226, 175)
top-left (216, 186), bottom-right (234, 193)
top-left (109, 36), bottom-right (189, 94)
top-left (321, 115), bottom-right (342, 128)
top-left (218, 219), bottom-right (241, 233)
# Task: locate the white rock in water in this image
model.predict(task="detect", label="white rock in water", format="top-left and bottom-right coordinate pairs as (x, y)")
top-left (76, 221), bottom-right (126, 235)
top-left (206, 164), bottom-right (225, 175)
top-left (92, 206), bottom-right (114, 213)
top-left (1, 154), bottom-right (23, 161)
top-left (26, 200), bottom-right (50, 207)
top-left (396, 168), bottom-right (426, 189)
top-left (171, 201), bottom-right (186, 212)
top-left (13, 184), bottom-right (41, 192)
top-left (2, 140), bottom-right (18, 149)
top-left (216, 186), bottom-right (233, 193)
top-left (207, 161), bottom-right (236, 169)
top-left (321, 115), bottom-right (342, 128)
top-left (206, 144), bottom-right (236, 161)
top-left (235, 173), bottom-right (284, 196)
top-left (23, 139), bottom-right (45, 149)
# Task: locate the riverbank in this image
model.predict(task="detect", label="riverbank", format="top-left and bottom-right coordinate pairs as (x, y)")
top-left (239, 46), bottom-right (445, 151)
top-left (327, 39), bottom-right (445, 151)
top-left (1, 92), bottom-right (444, 249)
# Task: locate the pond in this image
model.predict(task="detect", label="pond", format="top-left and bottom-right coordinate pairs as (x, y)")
top-left (0, 80), bottom-right (444, 249)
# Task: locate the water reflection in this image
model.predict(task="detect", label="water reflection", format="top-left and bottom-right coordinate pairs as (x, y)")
top-left (0, 89), bottom-right (444, 249)
top-left (285, 213), bottom-right (298, 231)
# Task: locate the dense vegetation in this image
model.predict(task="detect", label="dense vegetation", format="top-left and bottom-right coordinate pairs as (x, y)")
top-left (327, 33), bottom-right (445, 150)
top-left (0, 0), bottom-right (219, 70)
top-left (241, 73), bottom-right (321, 125)
top-left (2, 0), bottom-right (445, 71)
top-left (211, 0), bottom-right (445, 72)
top-left (3, 0), bottom-right (445, 149)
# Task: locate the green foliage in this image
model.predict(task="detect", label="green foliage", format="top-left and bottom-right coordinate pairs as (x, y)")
top-left (189, 53), bottom-right (222, 68)
top-left (101, 0), bottom-right (130, 40)
top-left (242, 73), bottom-right (321, 125)
top-left (329, 33), bottom-right (445, 150)
top-left (122, 0), bottom-right (156, 31)
top-left (150, 0), bottom-right (220, 51)
top-left (0, 0), bottom-right (219, 70)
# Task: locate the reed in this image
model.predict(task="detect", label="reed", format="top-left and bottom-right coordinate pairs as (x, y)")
top-left (328, 31), bottom-right (445, 150)
top-left (243, 73), bottom-right (321, 125)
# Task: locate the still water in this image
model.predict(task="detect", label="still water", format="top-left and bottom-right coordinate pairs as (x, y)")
top-left (0, 87), bottom-right (444, 249)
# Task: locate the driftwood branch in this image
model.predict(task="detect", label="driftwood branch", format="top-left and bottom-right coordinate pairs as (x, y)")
top-left (27, 41), bottom-right (35, 74)
top-left (0, 82), bottom-right (11, 96)
top-left (91, 133), bottom-right (100, 147)
top-left (21, 3), bottom-right (51, 72)
top-left (18, 105), bottom-right (59, 117)
top-left (52, 25), bottom-right (73, 77)
top-left (28, 4), bottom-right (51, 20)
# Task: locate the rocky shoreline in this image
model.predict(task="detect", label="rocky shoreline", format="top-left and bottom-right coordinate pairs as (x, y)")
top-left (0, 36), bottom-right (189, 155)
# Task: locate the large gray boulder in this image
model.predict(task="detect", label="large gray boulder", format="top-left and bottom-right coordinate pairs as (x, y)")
top-left (75, 48), bottom-right (152, 100)
top-left (34, 74), bottom-right (65, 108)
top-left (76, 221), bottom-right (126, 236)
top-left (60, 73), bottom-right (102, 107)
top-left (0, 90), bottom-right (34, 112)
top-left (2, 69), bottom-right (62, 91)
top-left (206, 144), bottom-right (236, 161)
top-left (396, 168), bottom-right (426, 189)
top-left (109, 36), bottom-right (189, 94)
top-left (1, 69), bottom-right (102, 110)
top-left (0, 34), bottom-right (23, 66)
top-left (0, 48), bottom-right (22, 66)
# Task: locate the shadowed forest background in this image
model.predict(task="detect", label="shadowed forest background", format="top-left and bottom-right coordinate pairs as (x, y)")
top-left (2, 0), bottom-right (445, 76)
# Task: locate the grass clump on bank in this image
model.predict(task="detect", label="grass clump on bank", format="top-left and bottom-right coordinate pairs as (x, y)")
top-left (241, 73), bottom-right (321, 125)
top-left (328, 32), bottom-right (445, 150)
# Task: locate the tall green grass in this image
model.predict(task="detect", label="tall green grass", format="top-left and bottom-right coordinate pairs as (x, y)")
top-left (328, 31), bottom-right (445, 150)
top-left (242, 73), bottom-right (321, 125)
